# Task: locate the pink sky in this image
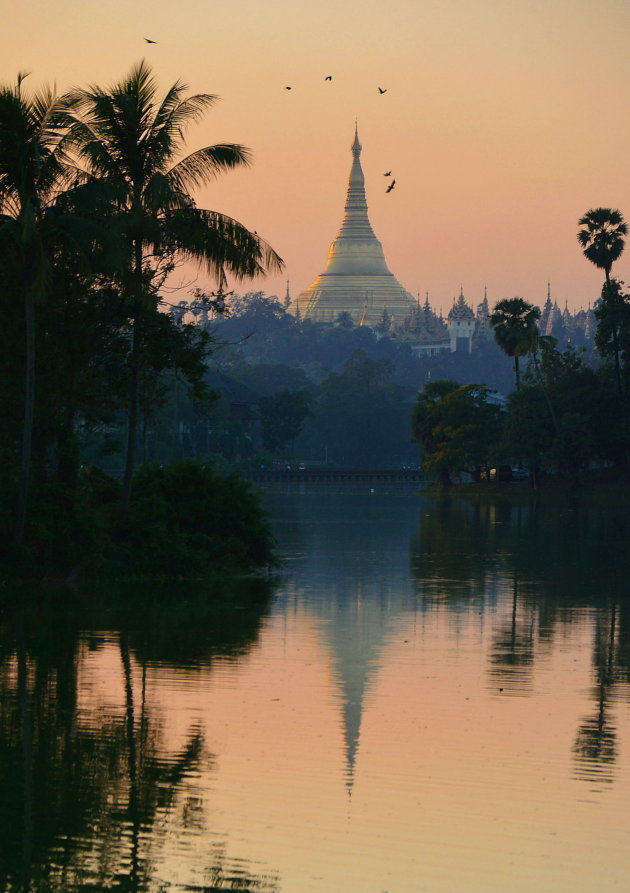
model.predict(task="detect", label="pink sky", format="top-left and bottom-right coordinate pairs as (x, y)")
top-left (4, 0), bottom-right (630, 312)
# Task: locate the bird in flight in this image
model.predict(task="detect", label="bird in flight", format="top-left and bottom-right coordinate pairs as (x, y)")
top-left (384, 171), bottom-right (392, 176)
top-left (386, 179), bottom-right (396, 193)
top-left (378, 87), bottom-right (387, 94)
top-left (285, 86), bottom-right (292, 90)
top-left (325, 75), bottom-right (332, 81)
top-left (144, 37), bottom-right (157, 43)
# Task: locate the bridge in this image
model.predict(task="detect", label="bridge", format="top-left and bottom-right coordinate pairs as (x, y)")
top-left (246, 467), bottom-right (424, 485)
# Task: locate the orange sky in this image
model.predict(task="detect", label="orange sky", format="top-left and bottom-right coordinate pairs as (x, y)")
top-left (4, 0), bottom-right (630, 312)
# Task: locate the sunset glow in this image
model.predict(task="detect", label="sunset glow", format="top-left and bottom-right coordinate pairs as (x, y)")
top-left (3, 0), bottom-right (630, 312)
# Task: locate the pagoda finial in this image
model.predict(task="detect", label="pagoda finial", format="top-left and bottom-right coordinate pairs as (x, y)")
top-left (352, 122), bottom-right (361, 159)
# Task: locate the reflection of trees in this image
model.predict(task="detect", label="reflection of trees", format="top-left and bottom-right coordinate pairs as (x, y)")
top-left (573, 605), bottom-right (619, 784)
top-left (411, 492), bottom-right (630, 776)
top-left (488, 571), bottom-right (535, 695)
top-left (0, 579), bottom-right (279, 892)
top-left (410, 497), bottom-right (527, 608)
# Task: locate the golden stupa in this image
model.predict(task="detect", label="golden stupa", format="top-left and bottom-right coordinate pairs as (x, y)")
top-left (289, 127), bottom-right (416, 326)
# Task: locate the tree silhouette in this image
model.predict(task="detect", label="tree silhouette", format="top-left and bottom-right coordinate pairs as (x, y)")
top-left (577, 207), bottom-right (627, 285)
top-left (490, 297), bottom-right (540, 391)
top-left (0, 75), bottom-right (77, 543)
top-left (64, 61), bottom-right (283, 510)
top-left (594, 278), bottom-right (630, 393)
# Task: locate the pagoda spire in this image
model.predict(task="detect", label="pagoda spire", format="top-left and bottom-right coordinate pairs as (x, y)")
top-left (333, 124), bottom-right (378, 245)
top-left (289, 127), bottom-right (415, 325)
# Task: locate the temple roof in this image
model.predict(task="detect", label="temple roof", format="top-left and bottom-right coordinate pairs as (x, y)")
top-left (447, 291), bottom-right (474, 321)
top-left (289, 127), bottom-right (416, 326)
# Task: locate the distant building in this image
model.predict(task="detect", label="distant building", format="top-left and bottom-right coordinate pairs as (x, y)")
top-left (401, 294), bottom-right (450, 356)
top-left (446, 289), bottom-right (476, 353)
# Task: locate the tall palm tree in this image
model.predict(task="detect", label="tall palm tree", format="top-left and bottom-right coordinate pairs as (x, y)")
top-left (577, 207), bottom-right (627, 285)
top-left (63, 61), bottom-right (283, 509)
top-left (0, 74), bottom-right (75, 544)
top-left (490, 297), bottom-right (540, 391)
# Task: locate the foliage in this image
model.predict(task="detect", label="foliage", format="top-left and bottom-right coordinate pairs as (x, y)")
top-left (259, 389), bottom-right (312, 452)
top-left (411, 380), bottom-right (503, 485)
top-left (116, 460), bottom-right (276, 577)
top-left (594, 279), bottom-right (630, 392)
top-left (503, 340), bottom-right (623, 484)
top-left (298, 349), bottom-right (416, 467)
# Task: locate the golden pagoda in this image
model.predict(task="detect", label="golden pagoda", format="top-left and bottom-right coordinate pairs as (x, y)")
top-left (289, 127), bottom-right (416, 326)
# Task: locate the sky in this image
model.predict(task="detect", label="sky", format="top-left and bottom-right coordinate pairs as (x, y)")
top-left (3, 0), bottom-right (630, 313)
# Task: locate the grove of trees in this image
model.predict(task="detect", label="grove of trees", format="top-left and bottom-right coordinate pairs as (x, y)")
top-left (0, 64), bottom-right (282, 576)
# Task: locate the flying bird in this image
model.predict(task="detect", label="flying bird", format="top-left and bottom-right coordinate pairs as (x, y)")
top-left (384, 171), bottom-right (392, 176)
top-left (378, 87), bottom-right (387, 94)
top-left (386, 179), bottom-right (396, 193)
top-left (144, 37), bottom-right (157, 43)
top-left (325, 75), bottom-right (332, 81)
top-left (285, 86), bottom-right (292, 90)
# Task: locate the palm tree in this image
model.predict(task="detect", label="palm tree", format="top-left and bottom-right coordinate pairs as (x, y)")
top-left (577, 207), bottom-right (627, 285)
top-left (63, 61), bottom-right (283, 509)
top-left (0, 74), bottom-right (75, 544)
top-left (490, 297), bottom-right (541, 391)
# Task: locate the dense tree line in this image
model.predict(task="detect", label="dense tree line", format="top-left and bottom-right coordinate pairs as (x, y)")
top-left (413, 208), bottom-right (630, 486)
top-left (0, 63), bottom-right (282, 576)
top-left (179, 291), bottom-right (515, 470)
top-left (159, 270), bottom-right (629, 479)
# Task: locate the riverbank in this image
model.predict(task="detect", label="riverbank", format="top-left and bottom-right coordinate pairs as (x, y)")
top-left (424, 469), bottom-right (630, 505)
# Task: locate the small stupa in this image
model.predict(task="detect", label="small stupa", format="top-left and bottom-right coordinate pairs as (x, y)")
top-left (289, 126), bottom-right (416, 327)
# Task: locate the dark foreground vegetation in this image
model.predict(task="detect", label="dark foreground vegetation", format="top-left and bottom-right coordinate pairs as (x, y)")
top-left (0, 63), bottom-right (282, 579)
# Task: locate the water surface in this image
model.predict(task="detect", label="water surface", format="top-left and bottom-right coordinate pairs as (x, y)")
top-left (1, 486), bottom-right (629, 892)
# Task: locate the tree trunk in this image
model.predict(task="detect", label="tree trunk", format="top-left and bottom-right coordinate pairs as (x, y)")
top-left (121, 314), bottom-right (141, 512)
top-left (121, 241), bottom-right (145, 513)
top-left (14, 286), bottom-right (36, 545)
top-left (531, 350), bottom-right (559, 431)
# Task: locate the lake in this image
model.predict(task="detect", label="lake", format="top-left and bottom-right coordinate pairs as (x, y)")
top-left (1, 485), bottom-right (629, 892)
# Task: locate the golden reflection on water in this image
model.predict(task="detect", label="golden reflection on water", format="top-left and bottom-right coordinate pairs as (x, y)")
top-left (3, 489), bottom-right (630, 892)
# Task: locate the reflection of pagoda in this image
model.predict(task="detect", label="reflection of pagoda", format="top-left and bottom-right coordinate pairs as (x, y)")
top-left (322, 586), bottom-right (392, 794)
top-left (290, 127), bottom-right (416, 327)
top-left (271, 492), bottom-right (422, 794)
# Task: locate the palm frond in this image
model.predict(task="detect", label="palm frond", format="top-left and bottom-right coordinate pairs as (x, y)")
top-left (163, 206), bottom-right (283, 280)
top-left (168, 144), bottom-right (251, 193)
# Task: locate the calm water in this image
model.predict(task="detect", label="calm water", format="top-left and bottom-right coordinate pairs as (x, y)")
top-left (1, 486), bottom-right (630, 892)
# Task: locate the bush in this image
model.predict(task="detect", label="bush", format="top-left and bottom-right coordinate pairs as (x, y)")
top-left (112, 460), bottom-right (277, 577)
